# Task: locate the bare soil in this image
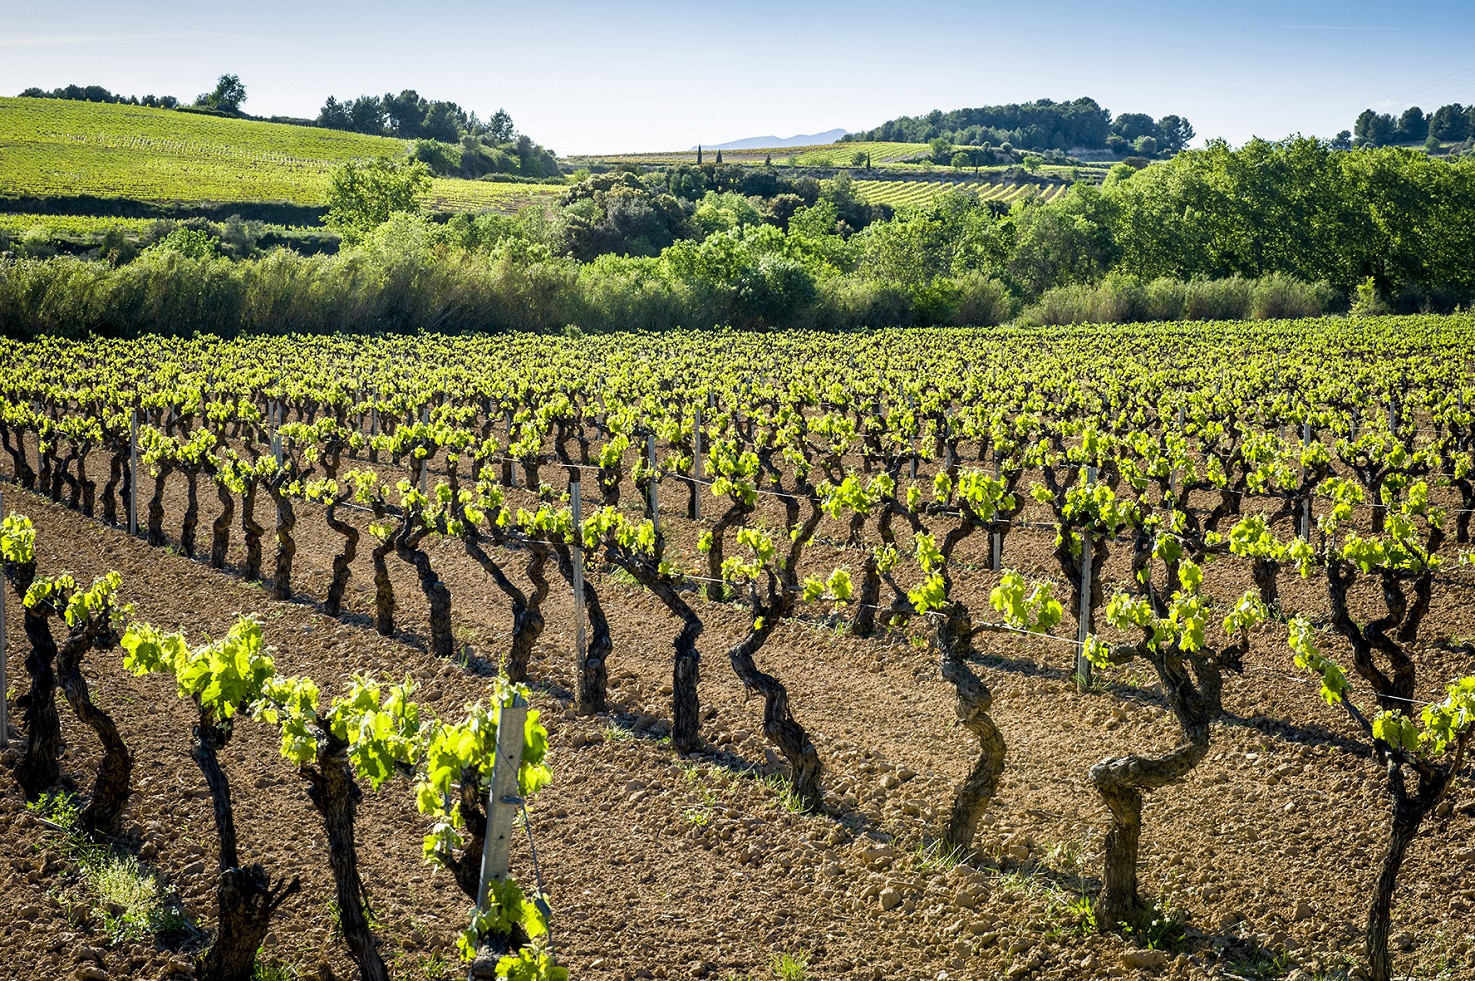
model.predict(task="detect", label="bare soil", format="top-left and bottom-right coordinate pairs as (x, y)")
top-left (4, 467), bottom-right (1475, 981)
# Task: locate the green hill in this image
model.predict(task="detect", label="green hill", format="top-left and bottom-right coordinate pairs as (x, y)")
top-left (0, 96), bottom-right (557, 212)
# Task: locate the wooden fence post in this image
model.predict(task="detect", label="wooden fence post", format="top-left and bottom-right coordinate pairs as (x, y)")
top-left (505, 410), bottom-right (517, 488)
top-left (691, 406), bottom-right (702, 521)
top-left (476, 691), bottom-right (529, 908)
top-left (0, 483), bottom-right (7, 748)
top-left (646, 433), bottom-right (659, 536)
top-left (569, 478), bottom-right (588, 705)
top-left (1075, 465), bottom-right (1097, 692)
top-left (128, 408), bottom-right (139, 537)
top-left (420, 405), bottom-right (430, 495)
top-left (272, 400), bottom-right (283, 468)
top-left (1301, 419), bottom-right (1313, 539)
top-left (990, 456), bottom-right (1002, 572)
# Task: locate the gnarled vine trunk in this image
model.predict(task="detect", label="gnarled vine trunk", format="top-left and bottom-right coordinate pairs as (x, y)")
top-left (147, 463), bottom-right (174, 547)
top-left (935, 601), bottom-right (1006, 853)
top-left (210, 480), bottom-right (234, 570)
top-left (395, 523), bottom-right (453, 659)
top-left (240, 481), bottom-right (264, 581)
top-left (302, 735), bottom-right (388, 981)
top-left (193, 719), bottom-right (299, 981)
top-left (371, 539), bottom-right (396, 636)
top-left (323, 503), bottom-right (359, 618)
top-left (267, 476), bottom-right (296, 601)
top-left (55, 630), bottom-right (132, 834)
top-left (726, 614), bottom-right (823, 811)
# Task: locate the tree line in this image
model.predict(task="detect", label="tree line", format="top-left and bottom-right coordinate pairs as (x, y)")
top-left (3, 139), bottom-right (1472, 337)
top-left (1350, 103), bottom-right (1475, 149)
top-left (14, 76), bottom-right (557, 175)
top-left (841, 97), bottom-right (1195, 156)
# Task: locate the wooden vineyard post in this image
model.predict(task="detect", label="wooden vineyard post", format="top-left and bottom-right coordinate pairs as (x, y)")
top-left (646, 433), bottom-right (659, 536)
top-left (369, 386), bottom-right (380, 464)
top-left (943, 407), bottom-right (955, 474)
top-left (128, 408), bottom-right (139, 537)
top-left (908, 394), bottom-right (918, 481)
top-left (1301, 419), bottom-right (1313, 539)
top-left (504, 410), bottom-right (517, 488)
top-left (569, 477), bottom-right (589, 709)
top-left (990, 455), bottom-right (1003, 572)
top-left (1075, 465), bottom-right (1097, 692)
top-left (0, 483), bottom-right (7, 749)
top-left (420, 405), bottom-right (430, 495)
top-left (691, 405), bottom-right (703, 521)
top-left (476, 690), bottom-right (529, 910)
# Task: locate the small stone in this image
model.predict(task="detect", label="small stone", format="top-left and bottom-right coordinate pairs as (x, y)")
top-left (76, 968), bottom-right (108, 981)
top-left (1292, 900), bottom-right (1314, 922)
top-left (180, 860), bottom-right (206, 877)
top-left (879, 887), bottom-right (902, 911)
top-left (1121, 949), bottom-right (1169, 970)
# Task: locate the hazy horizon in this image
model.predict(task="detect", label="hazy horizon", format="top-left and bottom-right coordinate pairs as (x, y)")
top-left (3, 0), bottom-right (1473, 155)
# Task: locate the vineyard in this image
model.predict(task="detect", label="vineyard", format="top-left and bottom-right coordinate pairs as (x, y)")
top-left (854, 179), bottom-right (1070, 209)
top-left (5, 319), bottom-right (1475, 980)
top-left (0, 97), bottom-right (558, 213)
top-left (562, 141), bottom-right (930, 168)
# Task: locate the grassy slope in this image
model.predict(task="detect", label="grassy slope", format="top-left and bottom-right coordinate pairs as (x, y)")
top-left (0, 96), bottom-right (556, 212)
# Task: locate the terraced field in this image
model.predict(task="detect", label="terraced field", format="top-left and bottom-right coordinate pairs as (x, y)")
top-left (855, 178), bottom-right (1071, 208)
top-left (0, 97), bottom-right (559, 213)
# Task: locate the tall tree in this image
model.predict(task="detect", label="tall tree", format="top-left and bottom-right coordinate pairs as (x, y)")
top-left (195, 74), bottom-right (247, 113)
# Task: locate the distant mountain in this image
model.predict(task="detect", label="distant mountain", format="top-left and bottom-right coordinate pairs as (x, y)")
top-left (691, 129), bottom-right (847, 151)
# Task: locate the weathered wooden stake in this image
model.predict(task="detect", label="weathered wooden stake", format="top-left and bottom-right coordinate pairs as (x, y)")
top-left (128, 408), bottom-right (139, 537)
top-left (505, 410), bottom-right (517, 488)
top-left (476, 691), bottom-right (529, 908)
top-left (0, 484), bottom-right (7, 748)
top-left (271, 400), bottom-right (283, 468)
top-left (990, 456), bottom-right (1002, 572)
top-left (646, 433), bottom-right (659, 535)
top-left (570, 479), bottom-right (588, 690)
top-left (420, 405), bottom-right (430, 494)
top-left (691, 406), bottom-right (703, 521)
top-left (908, 394), bottom-right (918, 480)
top-left (1075, 466), bottom-right (1097, 692)
top-left (1301, 419), bottom-right (1313, 539)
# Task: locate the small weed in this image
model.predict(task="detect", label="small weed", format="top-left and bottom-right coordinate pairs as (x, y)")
top-left (1222, 946), bottom-right (1295, 980)
top-left (29, 791), bottom-right (187, 942)
top-left (683, 807), bottom-right (711, 826)
top-left (760, 773), bottom-right (807, 814)
top-left (1116, 897), bottom-right (1188, 952)
top-left (910, 839), bottom-right (968, 873)
top-left (607, 566), bottom-right (640, 587)
top-left (601, 724), bottom-right (635, 742)
top-left (252, 959), bottom-right (301, 981)
top-left (94, 853), bottom-right (186, 939)
top-left (678, 762), bottom-right (721, 806)
top-left (416, 953), bottom-right (455, 980)
top-left (28, 789), bottom-right (80, 827)
top-left (1043, 893), bottom-right (1097, 937)
top-left (770, 951), bottom-right (809, 981)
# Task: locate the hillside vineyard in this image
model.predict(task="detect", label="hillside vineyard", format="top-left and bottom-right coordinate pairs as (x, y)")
top-left (6, 318), bottom-right (1475, 980)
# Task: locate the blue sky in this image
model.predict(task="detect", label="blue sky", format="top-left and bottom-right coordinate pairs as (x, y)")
top-left (2, 1), bottom-right (1473, 154)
